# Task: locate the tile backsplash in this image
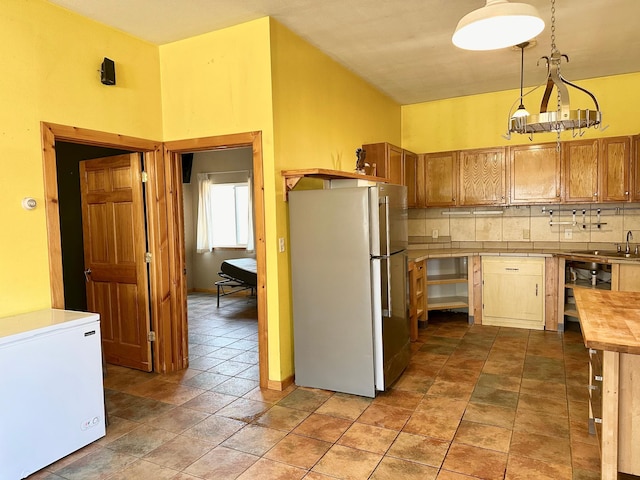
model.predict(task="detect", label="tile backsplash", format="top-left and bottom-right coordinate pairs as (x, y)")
top-left (409, 203), bottom-right (640, 249)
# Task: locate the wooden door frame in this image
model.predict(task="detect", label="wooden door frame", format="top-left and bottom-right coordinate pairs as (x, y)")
top-left (41, 122), bottom-right (180, 373)
top-left (163, 132), bottom-right (268, 389)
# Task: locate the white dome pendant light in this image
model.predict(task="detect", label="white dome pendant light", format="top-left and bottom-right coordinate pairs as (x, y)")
top-left (452, 0), bottom-right (545, 51)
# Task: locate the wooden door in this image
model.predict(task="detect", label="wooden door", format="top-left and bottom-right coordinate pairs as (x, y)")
top-left (562, 139), bottom-right (598, 203)
top-left (600, 136), bottom-right (631, 202)
top-left (80, 153), bottom-right (152, 371)
top-left (458, 148), bottom-right (506, 206)
top-left (510, 143), bottom-right (560, 204)
top-left (423, 151), bottom-right (458, 207)
top-left (404, 150), bottom-right (418, 208)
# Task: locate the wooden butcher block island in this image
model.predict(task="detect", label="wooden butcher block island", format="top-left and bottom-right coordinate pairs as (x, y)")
top-left (574, 289), bottom-right (640, 479)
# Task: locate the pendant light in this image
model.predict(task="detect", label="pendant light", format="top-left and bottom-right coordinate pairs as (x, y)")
top-left (508, 0), bottom-right (603, 139)
top-left (452, 0), bottom-right (545, 51)
top-left (511, 42), bottom-right (530, 119)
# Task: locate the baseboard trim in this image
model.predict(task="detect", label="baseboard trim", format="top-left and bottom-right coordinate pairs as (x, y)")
top-left (268, 375), bottom-right (295, 391)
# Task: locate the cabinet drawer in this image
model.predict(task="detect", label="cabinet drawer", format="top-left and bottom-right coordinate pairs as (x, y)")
top-left (482, 257), bottom-right (544, 275)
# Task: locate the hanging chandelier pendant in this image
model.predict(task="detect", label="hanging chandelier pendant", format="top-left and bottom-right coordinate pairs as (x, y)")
top-left (507, 0), bottom-right (603, 137)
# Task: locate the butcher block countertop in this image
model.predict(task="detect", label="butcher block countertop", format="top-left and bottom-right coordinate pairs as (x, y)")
top-left (574, 289), bottom-right (640, 354)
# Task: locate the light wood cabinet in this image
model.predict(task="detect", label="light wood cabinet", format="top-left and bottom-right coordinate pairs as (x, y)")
top-left (458, 148), bottom-right (507, 206)
top-left (408, 259), bottom-right (426, 341)
top-left (562, 136), bottom-right (632, 203)
top-left (404, 150), bottom-right (418, 208)
top-left (422, 151), bottom-right (458, 207)
top-left (509, 143), bottom-right (561, 204)
top-left (633, 135), bottom-right (640, 201)
top-left (599, 136), bottom-right (631, 202)
top-left (481, 256), bottom-right (545, 330)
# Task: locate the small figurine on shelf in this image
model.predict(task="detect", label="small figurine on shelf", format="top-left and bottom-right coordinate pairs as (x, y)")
top-left (355, 148), bottom-right (370, 175)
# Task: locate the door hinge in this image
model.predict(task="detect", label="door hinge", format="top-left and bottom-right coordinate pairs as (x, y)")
top-left (141, 171), bottom-right (148, 183)
top-left (145, 252), bottom-right (152, 263)
top-left (148, 331), bottom-right (156, 342)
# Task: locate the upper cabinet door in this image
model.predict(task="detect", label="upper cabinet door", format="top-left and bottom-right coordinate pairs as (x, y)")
top-left (387, 144), bottom-right (404, 186)
top-left (634, 136), bottom-right (640, 202)
top-left (423, 151), bottom-right (458, 207)
top-left (599, 136), bottom-right (631, 202)
top-left (509, 143), bottom-right (561, 205)
top-left (403, 150), bottom-right (418, 208)
top-left (458, 148), bottom-right (506, 206)
top-left (562, 139), bottom-right (599, 203)
top-left (362, 142), bottom-right (403, 184)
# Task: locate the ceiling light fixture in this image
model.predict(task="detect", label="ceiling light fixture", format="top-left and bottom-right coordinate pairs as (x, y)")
top-left (511, 42), bottom-right (530, 119)
top-left (507, 0), bottom-right (603, 143)
top-left (452, 0), bottom-right (545, 51)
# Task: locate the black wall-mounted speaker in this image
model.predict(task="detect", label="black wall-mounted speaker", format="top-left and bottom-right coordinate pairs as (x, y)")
top-left (101, 57), bottom-right (116, 85)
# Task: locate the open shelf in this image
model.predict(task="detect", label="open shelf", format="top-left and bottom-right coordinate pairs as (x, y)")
top-left (565, 280), bottom-right (611, 291)
top-left (427, 296), bottom-right (469, 310)
top-left (427, 274), bottom-right (468, 285)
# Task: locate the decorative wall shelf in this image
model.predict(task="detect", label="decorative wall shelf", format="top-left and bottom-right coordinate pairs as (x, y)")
top-left (281, 168), bottom-right (383, 200)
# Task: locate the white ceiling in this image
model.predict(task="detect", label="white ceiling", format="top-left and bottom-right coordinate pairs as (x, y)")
top-left (46, 0), bottom-right (640, 105)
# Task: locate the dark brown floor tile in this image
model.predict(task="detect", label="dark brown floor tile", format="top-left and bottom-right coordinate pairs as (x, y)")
top-left (357, 403), bottom-right (412, 431)
top-left (403, 411), bottom-right (461, 441)
top-left (236, 458), bottom-right (306, 480)
top-left (569, 419), bottom-right (598, 446)
top-left (570, 440), bottom-right (601, 473)
top-left (476, 372), bottom-right (521, 392)
top-left (146, 406), bottom-right (210, 433)
top-left (519, 378), bottom-right (567, 399)
top-left (443, 356), bottom-right (486, 371)
top-left (415, 395), bottom-right (468, 418)
top-left (441, 443), bottom-right (507, 480)
top-left (453, 420), bottom-right (512, 453)
top-left (184, 445), bottom-right (258, 479)
top-left (482, 360), bottom-right (524, 377)
top-left (276, 388), bottom-right (332, 411)
top-left (387, 431), bottom-right (449, 467)
top-left (312, 444), bottom-right (382, 479)
top-left (338, 423), bottom-right (398, 454)
top-left (505, 454), bottom-right (572, 480)
top-left (254, 405), bottom-right (310, 431)
top-left (572, 468), bottom-right (601, 480)
top-left (518, 392), bottom-right (568, 415)
top-left (95, 415), bottom-right (140, 446)
top-left (427, 378), bottom-right (474, 400)
top-left (370, 456), bottom-right (438, 480)
top-left (509, 430), bottom-right (572, 467)
top-left (437, 366), bottom-right (482, 384)
top-left (182, 414), bottom-right (246, 444)
top-left (222, 424), bottom-right (287, 456)
top-left (265, 433), bottom-right (331, 469)
top-left (315, 393), bottom-right (372, 420)
top-left (463, 402), bottom-right (516, 429)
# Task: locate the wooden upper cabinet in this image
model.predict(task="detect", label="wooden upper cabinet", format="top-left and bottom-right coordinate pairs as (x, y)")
top-left (403, 150), bottom-right (418, 208)
top-left (458, 148), bottom-right (506, 206)
top-left (634, 136), bottom-right (640, 202)
top-left (599, 136), bottom-right (631, 202)
top-left (562, 139), bottom-right (599, 203)
top-left (362, 142), bottom-right (403, 185)
top-left (509, 143), bottom-right (561, 204)
top-left (422, 151), bottom-right (458, 207)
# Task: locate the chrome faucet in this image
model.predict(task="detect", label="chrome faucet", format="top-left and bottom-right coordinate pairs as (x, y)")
top-left (626, 230), bottom-right (634, 255)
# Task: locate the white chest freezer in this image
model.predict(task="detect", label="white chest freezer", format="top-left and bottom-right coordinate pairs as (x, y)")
top-left (0, 309), bottom-right (106, 480)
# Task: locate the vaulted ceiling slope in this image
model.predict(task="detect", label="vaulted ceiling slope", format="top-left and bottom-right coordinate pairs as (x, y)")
top-left (46, 0), bottom-right (640, 104)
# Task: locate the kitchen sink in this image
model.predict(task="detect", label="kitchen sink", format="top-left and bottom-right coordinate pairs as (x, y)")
top-left (569, 250), bottom-right (639, 259)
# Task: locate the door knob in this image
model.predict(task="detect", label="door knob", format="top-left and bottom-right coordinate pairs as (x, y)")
top-left (84, 268), bottom-right (92, 282)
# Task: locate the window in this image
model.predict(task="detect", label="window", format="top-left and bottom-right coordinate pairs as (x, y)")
top-left (209, 182), bottom-right (249, 247)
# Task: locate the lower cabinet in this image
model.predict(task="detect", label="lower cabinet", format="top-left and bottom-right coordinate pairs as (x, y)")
top-left (481, 256), bottom-right (545, 329)
top-left (426, 257), bottom-right (470, 320)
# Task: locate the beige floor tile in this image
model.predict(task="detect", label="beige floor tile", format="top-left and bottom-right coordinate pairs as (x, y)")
top-left (513, 408), bottom-right (570, 438)
top-left (386, 431), bottom-right (449, 467)
top-left (182, 415), bottom-right (246, 444)
top-left (221, 424), bottom-right (287, 456)
top-left (215, 398), bottom-right (270, 423)
top-left (436, 470), bottom-right (481, 479)
top-left (357, 403), bottom-right (412, 431)
top-left (184, 445), bottom-right (258, 479)
top-left (441, 443), bottom-right (508, 480)
top-left (337, 423), bottom-right (398, 454)
top-left (254, 405), bottom-right (311, 431)
top-left (107, 459), bottom-right (180, 480)
top-left (292, 413), bottom-right (353, 443)
top-left (312, 444), bottom-right (382, 480)
top-left (180, 391), bottom-right (238, 414)
top-left (505, 454), bottom-right (572, 480)
top-left (509, 430), bottom-right (572, 467)
top-left (373, 389), bottom-right (424, 411)
top-left (370, 456), bottom-right (438, 480)
top-left (107, 424), bottom-right (177, 457)
top-left (453, 420), bottom-right (512, 453)
top-left (314, 393), bottom-right (372, 420)
top-left (146, 406), bottom-right (210, 433)
top-left (143, 435), bottom-right (214, 470)
top-left (463, 402), bottom-right (516, 429)
top-left (236, 458), bottom-right (306, 480)
top-left (265, 433), bottom-right (331, 469)
top-left (403, 411), bottom-right (461, 441)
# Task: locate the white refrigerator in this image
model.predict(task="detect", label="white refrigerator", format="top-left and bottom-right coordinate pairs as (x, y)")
top-left (0, 309), bottom-right (106, 480)
top-left (288, 181), bottom-right (410, 398)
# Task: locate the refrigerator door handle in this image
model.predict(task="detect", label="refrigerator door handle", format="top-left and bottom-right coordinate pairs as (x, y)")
top-left (381, 256), bottom-right (392, 317)
top-left (379, 195), bottom-right (390, 257)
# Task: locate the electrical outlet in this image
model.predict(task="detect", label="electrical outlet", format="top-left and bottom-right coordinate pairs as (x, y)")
top-left (564, 229), bottom-right (573, 240)
top-left (278, 237), bottom-right (285, 252)
top-left (523, 229), bottom-right (530, 240)
top-left (432, 229), bottom-right (439, 239)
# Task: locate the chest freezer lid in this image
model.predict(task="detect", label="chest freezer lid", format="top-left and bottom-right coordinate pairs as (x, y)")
top-left (0, 309), bottom-right (100, 344)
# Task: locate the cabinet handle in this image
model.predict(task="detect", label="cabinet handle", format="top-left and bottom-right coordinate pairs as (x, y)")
top-left (594, 375), bottom-right (603, 382)
top-left (625, 191), bottom-right (629, 195)
top-left (593, 192), bottom-right (598, 197)
top-left (505, 268), bottom-right (519, 271)
top-left (594, 418), bottom-right (603, 424)
top-left (536, 284), bottom-right (538, 296)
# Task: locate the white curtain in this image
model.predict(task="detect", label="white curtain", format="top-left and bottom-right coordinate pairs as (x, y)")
top-left (196, 173), bottom-right (214, 253)
top-left (246, 171), bottom-right (255, 252)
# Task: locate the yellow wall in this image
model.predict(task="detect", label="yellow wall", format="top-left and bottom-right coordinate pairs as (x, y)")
top-left (402, 72), bottom-right (640, 153)
top-left (269, 19), bottom-right (401, 380)
top-left (0, 0), bottom-right (161, 316)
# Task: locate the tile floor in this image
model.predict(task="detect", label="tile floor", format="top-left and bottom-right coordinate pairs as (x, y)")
top-left (29, 295), bottom-right (610, 480)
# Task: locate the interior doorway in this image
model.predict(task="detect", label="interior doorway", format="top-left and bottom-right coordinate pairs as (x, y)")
top-left (42, 124), bottom-right (268, 388)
